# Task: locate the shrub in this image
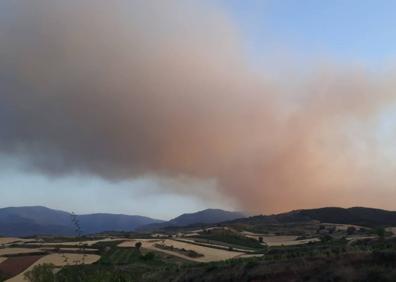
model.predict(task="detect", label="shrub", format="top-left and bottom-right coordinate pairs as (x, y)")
top-left (25, 263), bottom-right (55, 282)
top-left (141, 252), bottom-right (155, 261)
top-left (135, 241), bottom-right (142, 252)
top-left (346, 226), bottom-right (356, 235)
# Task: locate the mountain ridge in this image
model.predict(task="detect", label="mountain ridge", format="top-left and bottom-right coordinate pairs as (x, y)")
top-left (0, 206), bottom-right (245, 236)
top-left (0, 206), bottom-right (164, 237)
top-left (2, 206), bottom-right (396, 237)
top-left (222, 206), bottom-right (396, 228)
top-left (138, 208), bottom-right (246, 231)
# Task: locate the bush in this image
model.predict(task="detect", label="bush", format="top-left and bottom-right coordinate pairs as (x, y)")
top-left (135, 241), bottom-right (142, 252)
top-left (141, 252), bottom-right (155, 261)
top-left (25, 263), bottom-right (55, 282)
top-left (320, 235), bottom-right (332, 243)
top-left (375, 228), bottom-right (386, 238)
top-left (346, 226), bottom-right (356, 235)
top-left (365, 267), bottom-right (388, 282)
top-left (372, 250), bottom-right (396, 264)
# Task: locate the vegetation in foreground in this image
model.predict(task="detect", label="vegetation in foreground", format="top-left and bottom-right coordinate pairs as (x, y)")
top-left (17, 235), bottom-right (396, 282)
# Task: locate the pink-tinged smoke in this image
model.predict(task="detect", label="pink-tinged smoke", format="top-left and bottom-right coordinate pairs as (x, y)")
top-left (1, 0), bottom-right (396, 213)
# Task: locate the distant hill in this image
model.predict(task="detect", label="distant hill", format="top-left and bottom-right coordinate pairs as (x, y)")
top-left (224, 207), bottom-right (396, 228)
top-left (296, 207), bottom-right (396, 227)
top-left (77, 213), bottom-right (164, 234)
top-left (139, 209), bottom-right (246, 231)
top-left (168, 209), bottom-right (246, 226)
top-left (0, 206), bottom-right (163, 237)
top-left (2, 206), bottom-right (395, 236)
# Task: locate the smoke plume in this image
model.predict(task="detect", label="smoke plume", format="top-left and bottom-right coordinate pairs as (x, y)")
top-left (1, 0), bottom-right (396, 213)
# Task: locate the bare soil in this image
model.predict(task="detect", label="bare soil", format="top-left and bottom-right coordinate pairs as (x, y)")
top-left (0, 255), bottom-right (43, 279)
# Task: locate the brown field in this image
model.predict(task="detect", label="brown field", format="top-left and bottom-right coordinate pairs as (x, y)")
top-left (260, 236), bottom-right (319, 246)
top-left (0, 248), bottom-right (44, 256)
top-left (345, 235), bottom-right (377, 241)
top-left (119, 239), bottom-right (245, 262)
top-left (0, 255), bottom-right (43, 280)
top-left (32, 253), bottom-right (100, 266)
top-left (0, 238), bottom-right (31, 247)
top-left (176, 238), bottom-right (254, 252)
top-left (26, 237), bottom-right (122, 247)
top-left (386, 227), bottom-right (396, 235)
top-left (242, 232), bottom-right (319, 246)
top-left (322, 223), bottom-right (364, 231)
top-left (117, 238), bottom-right (161, 248)
top-left (234, 253), bottom-right (264, 259)
top-left (6, 253), bottom-right (100, 282)
top-left (39, 247), bottom-right (98, 252)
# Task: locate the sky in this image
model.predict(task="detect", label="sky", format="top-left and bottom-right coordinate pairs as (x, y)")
top-left (1, 0), bottom-right (396, 219)
top-left (223, 0), bottom-right (396, 67)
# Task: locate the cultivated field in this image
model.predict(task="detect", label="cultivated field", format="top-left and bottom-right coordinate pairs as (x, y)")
top-left (0, 248), bottom-right (43, 256)
top-left (0, 239), bottom-right (101, 281)
top-left (1, 219), bottom-right (395, 282)
top-left (39, 247), bottom-right (98, 252)
top-left (26, 238), bottom-right (122, 247)
top-left (118, 239), bottom-right (245, 262)
top-left (0, 221), bottom-right (389, 281)
top-left (6, 253), bottom-right (100, 282)
top-left (177, 238), bottom-right (254, 252)
top-left (322, 223), bottom-right (364, 231)
top-left (0, 238), bottom-right (32, 247)
top-left (242, 231), bottom-right (320, 246)
top-left (386, 227), bottom-right (396, 235)
top-left (0, 255), bottom-right (43, 281)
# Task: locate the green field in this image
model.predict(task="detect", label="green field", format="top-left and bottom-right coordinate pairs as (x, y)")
top-left (194, 229), bottom-right (265, 250)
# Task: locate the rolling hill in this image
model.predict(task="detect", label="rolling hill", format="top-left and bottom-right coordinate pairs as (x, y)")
top-left (138, 209), bottom-right (246, 231)
top-left (0, 206), bottom-right (163, 236)
top-left (224, 207), bottom-right (396, 228)
top-left (296, 207), bottom-right (396, 227)
top-left (2, 206), bottom-right (395, 237)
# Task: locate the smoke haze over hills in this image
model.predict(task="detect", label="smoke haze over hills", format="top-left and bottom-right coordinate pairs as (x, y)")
top-left (1, 1), bottom-right (396, 214)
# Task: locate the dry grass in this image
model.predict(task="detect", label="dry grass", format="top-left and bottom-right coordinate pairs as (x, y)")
top-left (176, 238), bottom-right (253, 252)
top-left (0, 248), bottom-right (43, 256)
top-left (117, 239), bottom-right (159, 248)
top-left (119, 239), bottom-right (245, 262)
top-left (322, 223), bottom-right (364, 231)
top-left (345, 235), bottom-right (377, 241)
top-left (39, 247), bottom-right (98, 252)
top-left (386, 227), bottom-right (396, 235)
top-left (0, 238), bottom-right (31, 246)
top-left (35, 253), bottom-right (100, 265)
top-left (242, 232), bottom-right (319, 246)
top-left (27, 238), bottom-right (121, 247)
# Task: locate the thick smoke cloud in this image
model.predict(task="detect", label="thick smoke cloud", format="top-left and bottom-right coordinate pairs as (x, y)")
top-left (1, 0), bottom-right (396, 212)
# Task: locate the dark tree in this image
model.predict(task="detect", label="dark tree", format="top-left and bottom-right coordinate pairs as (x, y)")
top-left (135, 241), bottom-right (142, 252)
top-left (346, 226), bottom-right (356, 235)
top-left (376, 227), bottom-right (386, 239)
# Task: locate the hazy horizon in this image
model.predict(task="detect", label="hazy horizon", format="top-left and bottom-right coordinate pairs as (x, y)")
top-left (2, 0), bottom-right (396, 219)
